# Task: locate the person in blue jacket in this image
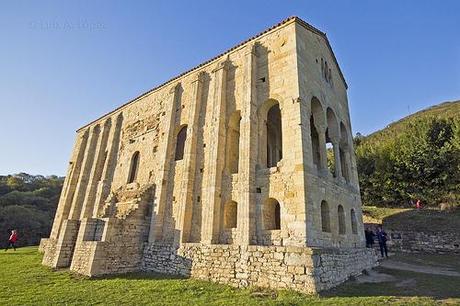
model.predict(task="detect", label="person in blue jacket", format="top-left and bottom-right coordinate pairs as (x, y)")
top-left (376, 225), bottom-right (389, 258)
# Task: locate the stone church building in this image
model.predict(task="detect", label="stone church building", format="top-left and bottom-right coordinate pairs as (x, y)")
top-left (40, 17), bottom-right (376, 293)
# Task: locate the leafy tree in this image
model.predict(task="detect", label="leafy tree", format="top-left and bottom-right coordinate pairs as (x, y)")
top-left (0, 174), bottom-right (64, 247)
top-left (355, 114), bottom-right (460, 208)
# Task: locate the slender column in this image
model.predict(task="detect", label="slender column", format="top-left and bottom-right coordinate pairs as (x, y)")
top-left (176, 72), bottom-right (205, 244)
top-left (332, 140), bottom-right (342, 179)
top-left (342, 145), bottom-right (355, 185)
top-left (201, 59), bottom-right (229, 244)
top-left (343, 148), bottom-right (351, 182)
top-left (80, 119), bottom-right (112, 219)
top-left (317, 125), bottom-right (328, 174)
top-left (148, 84), bottom-right (180, 242)
top-left (238, 44), bottom-right (257, 245)
top-left (68, 125), bottom-right (101, 220)
top-left (49, 130), bottom-right (89, 239)
top-left (92, 113), bottom-right (123, 217)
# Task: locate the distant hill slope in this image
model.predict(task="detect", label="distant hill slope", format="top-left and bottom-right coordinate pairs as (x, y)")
top-left (355, 100), bottom-right (460, 208)
top-left (362, 100), bottom-right (460, 144)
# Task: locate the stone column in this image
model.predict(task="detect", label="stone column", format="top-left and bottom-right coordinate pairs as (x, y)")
top-left (176, 72), bottom-right (205, 244)
top-left (317, 125), bottom-right (328, 174)
top-left (92, 113), bottom-right (124, 217)
top-left (201, 59), bottom-right (229, 244)
top-left (148, 84), bottom-right (180, 243)
top-left (49, 130), bottom-right (89, 239)
top-left (238, 44), bottom-right (257, 245)
top-left (68, 125), bottom-right (101, 220)
top-left (80, 118), bottom-right (112, 219)
top-left (344, 149), bottom-right (351, 182)
top-left (332, 140), bottom-right (342, 179)
top-left (351, 154), bottom-right (360, 188)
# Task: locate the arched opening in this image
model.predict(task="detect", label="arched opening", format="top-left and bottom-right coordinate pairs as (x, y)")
top-left (338, 205), bottom-right (346, 235)
top-left (326, 108), bottom-right (339, 177)
top-left (340, 122), bottom-right (351, 183)
top-left (351, 209), bottom-right (357, 234)
top-left (127, 151), bottom-right (140, 183)
top-left (320, 200), bottom-right (331, 232)
top-left (226, 111), bottom-right (241, 173)
top-left (266, 104), bottom-right (282, 168)
top-left (264, 198), bottom-right (281, 230)
top-left (223, 201), bottom-right (237, 228)
top-left (311, 98), bottom-right (325, 170)
top-left (325, 129), bottom-right (335, 176)
top-left (175, 125), bottom-right (187, 161)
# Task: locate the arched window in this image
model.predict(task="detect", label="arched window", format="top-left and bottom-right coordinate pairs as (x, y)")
top-left (311, 98), bottom-right (325, 170)
top-left (127, 151), bottom-right (140, 183)
top-left (264, 198), bottom-right (281, 230)
top-left (226, 111), bottom-right (241, 173)
top-left (351, 209), bottom-right (358, 234)
top-left (338, 205), bottom-right (346, 235)
top-left (320, 201), bottom-right (330, 232)
top-left (266, 104), bottom-right (282, 168)
top-left (326, 108), bottom-right (339, 177)
top-left (224, 201), bottom-right (237, 228)
top-left (175, 125), bottom-right (187, 161)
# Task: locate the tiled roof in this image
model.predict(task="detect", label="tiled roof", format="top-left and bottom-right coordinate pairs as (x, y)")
top-left (77, 16), bottom-right (347, 131)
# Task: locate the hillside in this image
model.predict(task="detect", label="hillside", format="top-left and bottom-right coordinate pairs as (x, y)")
top-left (355, 100), bottom-right (460, 208)
top-left (362, 100), bottom-right (460, 143)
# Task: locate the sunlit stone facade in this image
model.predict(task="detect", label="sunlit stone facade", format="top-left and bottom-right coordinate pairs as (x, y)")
top-left (40, 17), bottom-right (376, 293)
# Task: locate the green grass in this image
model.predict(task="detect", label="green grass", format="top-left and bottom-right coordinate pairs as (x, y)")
top-left (362, 206), bottom-right (409, 223)
top-left (0, 247), bottom-right (459, 305)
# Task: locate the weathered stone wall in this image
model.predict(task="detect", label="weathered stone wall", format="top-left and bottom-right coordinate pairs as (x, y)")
top-left (388, 230), bottom-right (460, 254)
top-left (142, 243), bottom-right (377, 293)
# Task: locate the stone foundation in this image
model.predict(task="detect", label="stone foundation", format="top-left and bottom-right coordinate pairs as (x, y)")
top-left (142, 243), bottom-right (377, 293)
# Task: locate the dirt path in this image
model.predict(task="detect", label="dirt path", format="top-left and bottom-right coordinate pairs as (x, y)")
top-left (379, 259), bottom-right (460, 277)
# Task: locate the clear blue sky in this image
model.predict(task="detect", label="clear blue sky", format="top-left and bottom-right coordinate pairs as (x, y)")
top-left (1, 1), bottom-right (459, 176)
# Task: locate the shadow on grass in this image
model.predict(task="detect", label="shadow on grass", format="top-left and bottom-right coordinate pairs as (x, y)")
top-left (320, 266), bottom-right (460, 300)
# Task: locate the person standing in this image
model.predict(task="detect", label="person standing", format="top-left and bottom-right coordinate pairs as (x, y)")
top-left (5, 229), bottom-right (18, 251)
top-left (364, 228), bottom-right (375, 248)
top-left (376, 226), bottom-right (388, 258)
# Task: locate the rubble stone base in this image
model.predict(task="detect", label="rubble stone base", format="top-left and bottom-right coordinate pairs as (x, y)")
top-left (142, 243), bottom-right (377, 293)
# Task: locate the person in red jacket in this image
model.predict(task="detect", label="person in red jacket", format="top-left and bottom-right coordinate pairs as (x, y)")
top-left (5, 229), bottom-right (18, 251)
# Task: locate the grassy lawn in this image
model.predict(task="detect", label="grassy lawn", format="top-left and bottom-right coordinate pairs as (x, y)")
top-left (0, 247), bottom-right (459, 305)
top-left (362, 206), bottom-right (409, 223)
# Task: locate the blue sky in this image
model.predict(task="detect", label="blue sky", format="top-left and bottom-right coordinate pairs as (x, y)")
top-left (1, 1), bottom-right (459, 175)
